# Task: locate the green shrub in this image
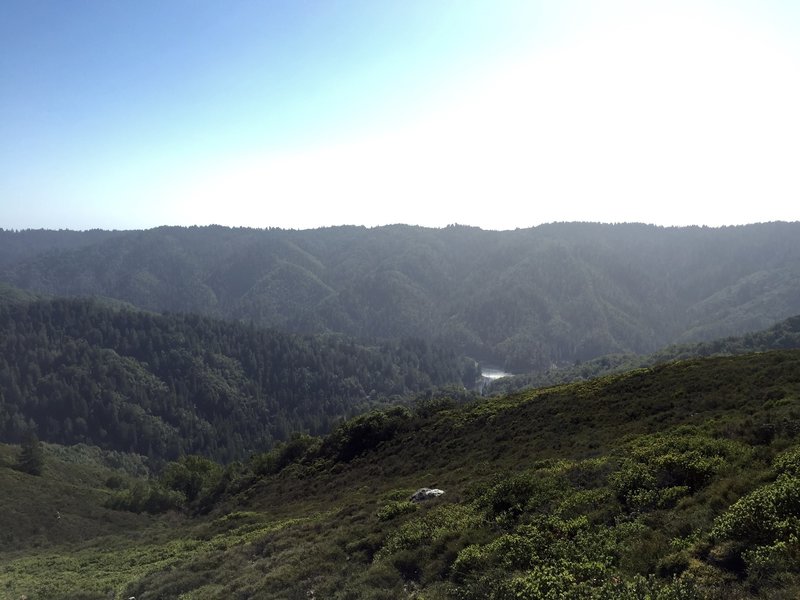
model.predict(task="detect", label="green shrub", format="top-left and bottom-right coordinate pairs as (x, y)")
top-left (252, 433), bottom-right (321, 475)
top-left (160, 455), bottom-right (222, 502)
top-left (475, 472), bottom-right (561, 525)
top-left (611, 432), bottom-right (744, 511)
top-left (743, 540), bottom-right (798, 581)
top-left (376, 500), bottom-right (418, 521)
top-left (451, 531), bottom-right (548, 584)
top-left (497, 564), bottom-right (578, 599)
top-left (106, 481), bottom-right (184, 514)
top-left (610, 460), bottom-right (658, 507)
top-left (556, 488), bottom-right (613, 519)
top-left (628, 433), bottom-right (740, 491)
top-left (712, 475), bottom-right (800, 546)
top-left (378, 504), bottom-right (482, 557)
top-left (774, 446), bottom-right (800, 477)
top-left (450, 514), bottom-right (627, 597)
top-left (105, 474), bottom-right (127, 489)
top-left (596, 574), bottom-right (701, 600)
top-left (451, 543), bottom-right (488, 583)
top-left (323, 406), bottom-right (411, 462)
top-left (711, 474), bottom-right (800, 579)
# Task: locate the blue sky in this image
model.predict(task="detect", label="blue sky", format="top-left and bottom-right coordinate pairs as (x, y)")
top-left (2, 0), bottom-right (800, 230)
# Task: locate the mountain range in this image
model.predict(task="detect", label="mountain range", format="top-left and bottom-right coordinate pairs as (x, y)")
top-left (3, 222), bottom-right (800, 371)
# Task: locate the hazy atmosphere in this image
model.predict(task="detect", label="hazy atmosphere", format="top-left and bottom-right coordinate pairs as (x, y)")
top-left (3, 0), bottom-right (800, 231)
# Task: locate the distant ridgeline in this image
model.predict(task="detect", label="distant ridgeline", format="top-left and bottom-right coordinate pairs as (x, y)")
top-left (2, 222), bottom-right (800, 372)
top-left (0, 298), bottom-right (470, 461)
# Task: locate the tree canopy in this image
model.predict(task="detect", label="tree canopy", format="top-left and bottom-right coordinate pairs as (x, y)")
top-left (0, 298), bottom-right (470, 461)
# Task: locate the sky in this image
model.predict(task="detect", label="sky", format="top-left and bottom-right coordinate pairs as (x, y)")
top-left (2, 0), bottom-right (800, 231)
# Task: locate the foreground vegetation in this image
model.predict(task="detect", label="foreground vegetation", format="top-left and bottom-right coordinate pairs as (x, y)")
top-left (3, 350), bottom-right (800, 598)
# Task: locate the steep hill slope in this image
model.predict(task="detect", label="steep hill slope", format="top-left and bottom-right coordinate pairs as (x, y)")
top-left (3, 350), bottom-right (800, 599)
top-left (3, 222), bottom-right (800, 370)
top-left (0, 298), bottom-right (470, 461)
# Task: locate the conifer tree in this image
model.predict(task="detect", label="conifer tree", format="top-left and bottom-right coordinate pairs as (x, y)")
top-left (16, 431), bottom-right (45, 476)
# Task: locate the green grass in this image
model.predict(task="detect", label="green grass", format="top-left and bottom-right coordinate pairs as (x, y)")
top-left (0, 511), bottom-right (326, 600)
top-left (0, 444), bottom-right (153, 553)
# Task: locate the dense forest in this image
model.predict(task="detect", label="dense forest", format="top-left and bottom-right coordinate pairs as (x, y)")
top-left (4, 350), bottom-right (800, 598)
top-left (3, 222), bottom-right (800, 371)
top-left (0, 297), bottom-right (470, 461)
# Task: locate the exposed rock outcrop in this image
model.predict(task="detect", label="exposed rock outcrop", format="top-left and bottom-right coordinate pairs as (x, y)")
top-left (410, 488), bottom-right (444, 502)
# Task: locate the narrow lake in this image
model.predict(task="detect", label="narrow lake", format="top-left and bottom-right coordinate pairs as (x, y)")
top-left (482, 367), bottom-right (511, 380)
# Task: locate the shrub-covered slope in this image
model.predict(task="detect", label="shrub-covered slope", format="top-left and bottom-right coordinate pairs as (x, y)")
top-left (3, 223), bottom-right (800, 370)
top-left (3, 350), bottom-right (800, 598)
top-left (0, 442), bottom-right (153, 552)
top-left (490, 313), bottom-right (800, 394)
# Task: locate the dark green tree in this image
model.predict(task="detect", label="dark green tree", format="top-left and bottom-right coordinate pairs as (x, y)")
top-left (160, 455), bottom-right (222, 503)
top-left (16, 431), bottom-right (44, 476)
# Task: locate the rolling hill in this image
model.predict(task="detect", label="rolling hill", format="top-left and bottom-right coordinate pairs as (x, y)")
top-left (2, 350), bottom-right (800, 598)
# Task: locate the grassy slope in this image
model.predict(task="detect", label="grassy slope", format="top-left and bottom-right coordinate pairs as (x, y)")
top-left (3, 351), bottom-right (800, 599)
top-left (0, 445), bottom-right (181, 600)
top-left (0, 444), bottom-right (154, 551)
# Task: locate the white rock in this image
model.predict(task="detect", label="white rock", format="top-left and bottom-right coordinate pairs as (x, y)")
top-left (410, 487), bottom-right (445, 502)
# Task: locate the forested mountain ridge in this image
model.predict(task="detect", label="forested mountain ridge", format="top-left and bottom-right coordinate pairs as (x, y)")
top-left (2, 222), bottom-right (800, 371)
top-left (0, 298), bottom-right (470, 461)
top-left (0, 227), bottom-right (125, 269)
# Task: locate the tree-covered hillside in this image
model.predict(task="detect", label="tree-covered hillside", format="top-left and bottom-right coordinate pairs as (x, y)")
top-left (0, 227), bottom-right (125, 269)
top-left (3, 222), bottom-right (800, 371)
top-left (4, 350), bottom-right (800, 599)
top-left (0, 298), bottom-right (470, 461)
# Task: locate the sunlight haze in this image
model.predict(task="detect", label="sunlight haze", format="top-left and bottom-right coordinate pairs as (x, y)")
top-left (2, 0), bottom-right (799, 230)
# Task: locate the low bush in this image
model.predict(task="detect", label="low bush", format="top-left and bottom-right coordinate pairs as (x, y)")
top-left (322, 406), bottom-right (412, 462)
top-left (106, 481), bottom-right (184, 514)
top-left (376, 500), bottom-right (418, 521)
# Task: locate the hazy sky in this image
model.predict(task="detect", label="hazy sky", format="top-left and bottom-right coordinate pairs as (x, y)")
top-left (2, 0), bottom-right (799, 231)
